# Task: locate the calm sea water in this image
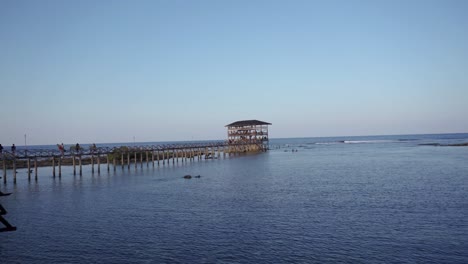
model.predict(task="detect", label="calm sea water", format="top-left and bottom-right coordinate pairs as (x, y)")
top-left (1, 134), bottom-right (468, 263)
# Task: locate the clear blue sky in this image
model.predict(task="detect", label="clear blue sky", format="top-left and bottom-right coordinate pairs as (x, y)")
top-left (1, 0), bottom-right (467, 145)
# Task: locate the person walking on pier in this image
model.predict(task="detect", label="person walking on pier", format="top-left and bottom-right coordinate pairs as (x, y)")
top-left (58, 143), bottom-right (65, 156)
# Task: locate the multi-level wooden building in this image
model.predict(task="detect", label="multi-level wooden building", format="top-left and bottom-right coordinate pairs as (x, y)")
top-left (226, 120), bottom-right (272, 152)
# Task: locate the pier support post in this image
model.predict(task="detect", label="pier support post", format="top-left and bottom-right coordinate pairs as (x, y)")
top-left (27, 158), bottom-right (31, 180)
top-left (151, 151), bottom-right (154, 167)
top-left (113, 157), bottom-right (116, 172)
top-left (13, 158), bottom-right (16, 184)
top-left (34, 158), bottom-right (38, 180)
top-left (146, 151), bottom-right (149, 167)
top-left (91, 155), bottom-right (94, 173)
top-left (107, 154), bottom-right (110, 172)
top-left (79, 156), bottom-right (82, 176)
top-left (97, 155), bottom-right (101, 174)
top-left (134, 152), bottom-right (137, 169)
top-left (121, 153), bottom-right (124, 169)
top-left (127, 152), bottom-right (130, 169)
top-left (73, 155), bottom-right (76, 175)
top-left (172, 150), bottom-right (175, 165)
top-left (58, 157), bottom-right (62, 177)
top-left (52, 157), bottom-right (55, 177)
top-left (140, 151), bottom-right (143, 168)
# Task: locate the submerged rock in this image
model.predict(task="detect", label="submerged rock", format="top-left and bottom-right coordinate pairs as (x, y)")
top-left (183, 175), bottom-right (192, 179)
top-left (194, 175), bottom-right (201, 178)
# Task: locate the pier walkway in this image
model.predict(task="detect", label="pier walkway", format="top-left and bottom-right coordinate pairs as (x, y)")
top-left (1, 140), bottom-right (267, 183)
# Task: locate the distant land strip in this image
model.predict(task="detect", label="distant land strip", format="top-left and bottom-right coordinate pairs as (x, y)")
top-left (419, 142), bottom-right (468, 147)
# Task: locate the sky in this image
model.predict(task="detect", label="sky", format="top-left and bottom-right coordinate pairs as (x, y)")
top-left (1, 0), bottom-right (467, 145)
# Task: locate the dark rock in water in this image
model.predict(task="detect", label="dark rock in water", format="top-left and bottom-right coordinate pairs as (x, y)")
top-left (183, 175), bottom-right (192, 179)
top-left (419, 143), bottom-right (441, 146)
top-left (194, 175), bottom-right (201, 178)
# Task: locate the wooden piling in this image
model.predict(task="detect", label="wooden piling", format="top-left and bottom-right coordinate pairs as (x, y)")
top-left (52, 157), bottom-right (56, 177)
top-left (79, 156), bottom-right (82, 176)
top-left (27, 158), bottom-right (31, 180)
top-left (97, 155), bottom-right (101, 174)
top-left (113, 157), bottom-right (116, 171)
top-left (127, 152), bottom-right (130, 169)
top-left (34, 158), bottom-right (38, 180)
top-left (91, 155), bottom-right (95, 173)
top-left (151, 151), bottom-right (154, 167)
top-left (146, 151), bottom-right (149, 167)
top-left (107, 154), bottom-right (110, 172)
top-left (73, 155), bottom-right (76, 175)
top-left (134, 152), bottom-right (137, 169)
top-left (13, 158), bottom-right (16, 184)
top-left (121, 153), bottom-right (124, 169)
top-left (58, 157), bottom-right (62, 177)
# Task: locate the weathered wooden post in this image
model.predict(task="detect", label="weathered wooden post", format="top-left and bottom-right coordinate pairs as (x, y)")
top-left (91, 155), bottom-right (95, 173)
top-left (52, 157), bottom-right (56, 177)
top-left (121, 153), bottom-right (124, 169)
top-left (134, 152), bottom-right (137, 169)
top-left (58, 157), bottom-right (62, 177)
top-left (162, 150), bottom-right (166, 165)
top-left (156, 150), bottom-right (160, 165)
top-left (97, 154), bottom-right (101, 174)
top-left (151, 151), bottom-right (154, 167)
top-left (27, 158), bottom-right (31, 180)
top-left (127, 152), bottom-right (130, 169)
top-left (13, 158), bottom-right (16, 184)
top-left (140, 151), bottom-right (143, 168)
top-left (172, 149), bottom-right (175, 164)
top-left (73, 155), bottom-right (76, 175)
top-left (106, 154), bottom-right (110, 172)
top-left (146, 151), bottom-right (149, 167)
top-left (79, 155), bottom-right (82, 176)
top-left (113, 156), bottom-right (116, 171)
top-left (34, 158), bottom-right (38, 180)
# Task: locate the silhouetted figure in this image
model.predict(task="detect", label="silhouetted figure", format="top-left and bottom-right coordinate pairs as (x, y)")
top-left (75, 143), bottom-right (81, 152)
top-left (0, 144), bottom-right (3, 154)
top-left (11, 144), bottom-right (16, 154)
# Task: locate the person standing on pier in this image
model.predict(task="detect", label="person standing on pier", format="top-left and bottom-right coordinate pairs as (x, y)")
top-left (0, 144), bottom-right (3, 154)
top-left (75, 143), bottom-right (81, 153)
top-left (11, 144), bottom-right (16, 155)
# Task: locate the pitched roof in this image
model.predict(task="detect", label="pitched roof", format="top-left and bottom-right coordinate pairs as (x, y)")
top-left (225, 120), bottom-right (272, 127)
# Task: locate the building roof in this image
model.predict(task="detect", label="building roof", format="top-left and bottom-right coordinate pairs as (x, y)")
top-left (225, 120), bottom-right (272, 127)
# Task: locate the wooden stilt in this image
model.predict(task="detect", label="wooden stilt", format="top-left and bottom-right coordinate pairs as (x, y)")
top-left (73, 155), bottom-right (76, 175)
top-left (151, 151), bottom-right (154, 167)
top-left (107, 154), bottom-right (110, 172)
top-left (97, 155), bottom-right (100, 174)
top-left (127, 152), bottom-right (130, 169)
top-left (79, 156), bottom-right (82, 176)
top-left (58, 157), bottom-right (62, 177)
top-left (91, 155), bottom-right (95, 173)
top-left (134, 152), bottom-right (137, 169)
top-left (146, 151), bottom-right (149, 167)
top-left (113, 157), bottom-right (116, 171)
top-left (27, 158), bottom-right (31, 180)
top-left (121, 153), bottom-right (124, 169)
top-left (13, 158), bottom-right (16, 184)
top-left (34, 158), bottom-right (38, 180)
top-left (52, 157), bottom-right (56, 177)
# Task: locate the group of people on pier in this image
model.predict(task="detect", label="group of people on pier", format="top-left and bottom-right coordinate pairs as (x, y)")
top-left (0, 144), bottom-right (16, 155)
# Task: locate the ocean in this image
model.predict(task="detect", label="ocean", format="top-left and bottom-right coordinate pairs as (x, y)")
top-left (1, 133), bottom-right (468, 263)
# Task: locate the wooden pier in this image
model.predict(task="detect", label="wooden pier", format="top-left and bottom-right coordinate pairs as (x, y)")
top-left (1, 120), bottom-right (272, 184)
top-left (0, 140), bottom-right (267, 184)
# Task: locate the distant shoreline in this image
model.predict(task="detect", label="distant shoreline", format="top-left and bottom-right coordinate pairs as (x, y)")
top-left (419, 142), bottom-right (468, 147)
